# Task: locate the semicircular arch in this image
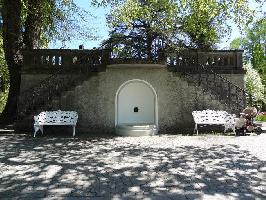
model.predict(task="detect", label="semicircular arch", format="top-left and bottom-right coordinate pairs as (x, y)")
top-left (115, 79), bottom-right (158, 127)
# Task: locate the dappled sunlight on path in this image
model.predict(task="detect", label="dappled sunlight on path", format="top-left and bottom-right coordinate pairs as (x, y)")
top-left (0, 135), bottom-right (265, 199)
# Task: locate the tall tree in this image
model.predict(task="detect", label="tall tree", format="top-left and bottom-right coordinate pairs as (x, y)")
top-left (98, 0), bottom-right (261, 53)
top-left (0, 0), bottom-right (95, 123)
top-left (230, 17), bottom-right (266, 85)
top-left (104, 0), bottom-right (180, 59)
top-left (23, 0), bottom-right (46, 49)
top-left (177, 0), bottom-right (255, 49)
top-left (1, 0), bottom-right (23, 123)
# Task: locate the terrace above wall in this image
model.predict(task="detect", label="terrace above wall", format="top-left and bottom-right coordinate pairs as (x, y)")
top-left (22, 49), bottom-right (245, 74)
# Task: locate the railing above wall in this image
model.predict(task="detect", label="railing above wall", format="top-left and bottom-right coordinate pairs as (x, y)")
top-left (22, 49), bottom-right (111, 73)
top-left (18, 48), bottom-right (247, 120)
top-left (22, 49), bottom-right (244, 74)
top-left (166, 50), bottom-right (244, 74)
top-left (166, 50), bottom-right (250, 111)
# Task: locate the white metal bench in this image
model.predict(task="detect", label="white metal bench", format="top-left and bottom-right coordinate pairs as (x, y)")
top-left (33, 110), bottom-right (78, 137)
top-left (192, 110), bottom-right (235, 135)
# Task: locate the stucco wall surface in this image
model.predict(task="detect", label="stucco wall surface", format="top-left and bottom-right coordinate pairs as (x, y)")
top-left (20, 74), bottom-right (50, 92)
top-left (19, 64), bottom-right (245, 134)
top-left (222, 74), bottom-right (245, 89)
top-left (20, 74), bottom-right (82, 92)
top-left (63, 65), bottom-right (243, 134)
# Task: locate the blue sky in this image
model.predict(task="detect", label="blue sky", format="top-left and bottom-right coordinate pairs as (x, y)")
top-left (49, 0), bottom-right (265, 50)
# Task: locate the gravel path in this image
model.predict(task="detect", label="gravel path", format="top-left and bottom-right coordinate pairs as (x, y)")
top-left (0, 134), bottom-right (265, 200)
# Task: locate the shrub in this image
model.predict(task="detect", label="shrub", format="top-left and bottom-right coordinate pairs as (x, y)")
top-left (244, 63), bottom-right (265, 106)
top-left (256, 112), bottom-right (266, 122)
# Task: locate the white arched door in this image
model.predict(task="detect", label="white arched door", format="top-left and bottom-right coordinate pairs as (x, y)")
top-left (115, 79), bottom-right (158, 126)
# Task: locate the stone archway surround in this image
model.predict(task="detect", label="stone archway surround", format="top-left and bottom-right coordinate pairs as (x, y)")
top-left (115, 79), bottom-right (159, 129)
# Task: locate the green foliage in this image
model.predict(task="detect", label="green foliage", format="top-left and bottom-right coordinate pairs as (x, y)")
top-left (0, 36), bottom-right (8, 90)
top-left (178, 0), bottom-right (222, 48)
top-left (230, 18), bottom-right (266, 85)
top-left (100, 0), bottom-right (261, 51)
top-left (172, 0), bottom-right (258, 49)
top-left (0, 0), bottom-right (96, 116)
top-left (0, 90), bottom-right (8, 113)
top-left (45, 0), bottom-right (96, 47)
top-left (21, 0), bottom-right (96, 48)
top-left (255, 112), bottom-right (266, 122)
top-left (244, 63), bottom-right (265, 105)
top-left (230, 37), bottom-right (244, 49)
top-left (104, 0), bottom-right (181, 58)
top-left (110, 0), bottom-right (179, 34)
top-left (177, 0), bottom-right (256, 48)
top-left (0, 35), bottom-right (8, 114)
top-left (92, 0), bottom-right (123, 7)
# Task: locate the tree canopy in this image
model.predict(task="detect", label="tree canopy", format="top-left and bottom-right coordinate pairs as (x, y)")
top-left (21, 0), bottom-right (95, 48)
top-left (103, 0), bottom-right (180, 58)
top-left (98, 0), bottom-right (261, 57)
top-left (0, 0), bottom-right (95, 122)
top-left (231, 17), bottom-right (266, 85)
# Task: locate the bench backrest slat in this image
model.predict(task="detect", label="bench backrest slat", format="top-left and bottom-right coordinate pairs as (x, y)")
top-left (34, 110), bottom-right (78, 125)
top-left (192, 110), bottom-right (234, 125)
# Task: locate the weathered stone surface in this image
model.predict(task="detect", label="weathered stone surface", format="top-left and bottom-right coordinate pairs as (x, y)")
top-left (19, 64), bottom-right (245, 134)
top-left (221, 74), bottom-right (245, 89)
top-left (54, 65), bottom-right (243, 134)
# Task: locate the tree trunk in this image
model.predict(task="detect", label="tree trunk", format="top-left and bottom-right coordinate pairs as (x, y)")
top-left (0, 0), bottom-right (22, 123)
top-left (23, 0), bottom-right (43, 49)
top-left (147, 34), bottom-right (153, 60)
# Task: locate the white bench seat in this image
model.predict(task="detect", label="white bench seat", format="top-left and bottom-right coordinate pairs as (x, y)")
top-left (33, 110), bottom-right (78, 137)
top-left (192, 110), bottom-right (235, 135)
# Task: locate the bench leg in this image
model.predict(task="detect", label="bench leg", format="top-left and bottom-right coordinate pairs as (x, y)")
top-left (73, 125), bottom-right (76, 137)
top-left (194, 123), bottom-right (198, 135)
top-left (40, 125), bottom-right (44, 135)
top-left (233, 125), bottom-right (236, 135)
top-left (34, 125), bottom-right (44, 137)
top-left (34, 125), bottom-right (39, 137)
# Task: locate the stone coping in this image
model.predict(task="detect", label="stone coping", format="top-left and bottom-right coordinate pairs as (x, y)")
top-left (107, 64), bottom-right (166, 68)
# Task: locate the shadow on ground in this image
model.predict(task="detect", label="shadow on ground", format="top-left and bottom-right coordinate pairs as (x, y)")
top-left (0, 135), bottom-right (265, 200)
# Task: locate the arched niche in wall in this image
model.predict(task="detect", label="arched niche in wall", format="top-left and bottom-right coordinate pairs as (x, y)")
top-left (115, 79), bottom-right (158, 128)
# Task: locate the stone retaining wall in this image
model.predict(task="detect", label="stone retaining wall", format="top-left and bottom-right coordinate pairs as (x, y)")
top-left (19, 64), bottom-right (245, 134)
top-left (55, 64), bottom-right (244, 134)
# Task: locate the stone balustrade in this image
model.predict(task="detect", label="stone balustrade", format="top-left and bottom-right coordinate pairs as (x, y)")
top-left (22, 49), bottom-right (244, 74)
top-left (22, 49), bottom-right (111, 73)
top-left (166, 50), bottom-right (244, 74)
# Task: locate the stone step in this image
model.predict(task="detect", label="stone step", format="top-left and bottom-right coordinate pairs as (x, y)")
top-left (60, 95), bottom-right (67, 109)
top-left (178, 72), bottom-right (242, 113)
top-left (50, 99), bottom-right (60, 109)
top-left (0, 124), bottom-right (16, 134)
top-left (179, 74), bottom-right (232, 113)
